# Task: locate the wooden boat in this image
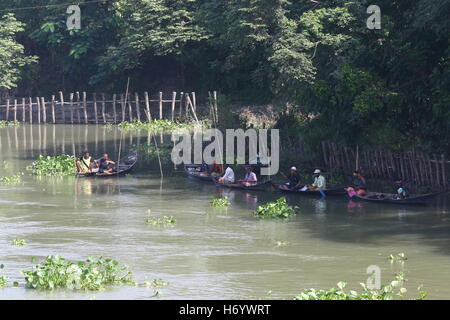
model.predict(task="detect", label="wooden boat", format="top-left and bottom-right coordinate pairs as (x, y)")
top-left (214, 180), bottom-right (272, 191)
top-left (185, 168), bottom-right (215, 183)
top-left (350, 191), bottom-right (442, 205)
top-left (78, 152), bottom-right (137, 177)
top-left (272, 183), bottom-right (347, 196)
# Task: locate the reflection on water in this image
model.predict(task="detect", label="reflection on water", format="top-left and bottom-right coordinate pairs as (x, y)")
top-left (0, 125), bottom-right (450, 300)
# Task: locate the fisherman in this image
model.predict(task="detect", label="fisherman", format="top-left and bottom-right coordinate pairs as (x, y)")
top-left (96, 153), bottom-right (116, 174)
top-left (347, 170), bottom-right (367, 196)
top-left (394, 178), bottom-right (408, 199)
top-left (210, 161), bottom-right (223, 177)
top-left (218, 163), bottom-right (235, 184)
top-left (242, 165), bottom-right (258, 187)
top-left (283, 166), bottom-right (302, 190)
top-left (76, 151), bottom-right (93, 174)
top-left (309, 169), bottom-right (326, 190)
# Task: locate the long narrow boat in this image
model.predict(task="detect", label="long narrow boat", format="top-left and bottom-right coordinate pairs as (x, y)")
top-left (78, 152), bottom-right (137, 178)
top-left (272, 183), bottom-right (347, 196)
top-left (214, 180), bottom-right (272, 191)
top-left (185, 169), bottom-right (215, 183)
top-left (350, 191), bottom-right (442, 205)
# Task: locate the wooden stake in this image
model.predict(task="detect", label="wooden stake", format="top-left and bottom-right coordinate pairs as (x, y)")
top-left (51, 95), bottom-right (56, 123)
top-left (22, 98), bottom-right (26, 122)
top-left (76, 92), bottom-right (81, 124)
top-left (93, 93), bottom-right (98, 124)
top-left (59, 91), bottom-right (65, 122)
top-left (29, 97), bottom-right (33, 124)
top-left (112, 94), bottom-right (117, 123)
top-left (101, 93), bottom-right (106, 124)
top-left (144, 91), bottom-right (151, 121)
top-left (159, 92), bottom-right (163, 119)
top-left (36, 97), bottom-right (41, 124)
top-left (13, 99), bottom-right (17, 122)
top-left (171, 92), bottom-right (176, 121)
top-left (6, 99), bottom-right (10, 121)
top-left (41, 97), bottom-right (47, 123)
top-left (135, 92), bottom-right (141, 122)
top-left (69, 93), bottom-right (74, 124)
top-left (83, 92), bottom-right (88, 124)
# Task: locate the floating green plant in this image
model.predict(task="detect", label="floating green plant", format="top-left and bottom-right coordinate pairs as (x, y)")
top-left (0, 121), bottom-right (21, 128)
top-left (0, 264), bottom-right (7, 288)
top-left (145, 210), bottom-right (176, 226)
top-left (11, 237), bottom-right (26, 246)
top-left (210, 197), bottom-right (231, 207)
top-left (118, 120), bottom-right (202, 133)
top-left (0, 161), bottom-right (11, 169)
top-left (27, 154), bottom-right (76, 176)
top-left (294, 272), bottom-right (426, 300)
top-left (0, 173), bottom-right (22, 185)
top-left (22, 255), bottom-right (134, 290)
top-left (388, 253), bottom-right (407, 262)
top-left (253, 197), bottom-right (297, 219)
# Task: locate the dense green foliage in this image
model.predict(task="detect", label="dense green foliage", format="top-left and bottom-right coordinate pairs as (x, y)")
top-left (27, 154), bottom-right (76, 176)
top-left (22, 255), bottom-right (134, 290)
top-left (0, 120), bottom-right (20, 128)
top-left (118, 120), bottom-right (199, 132)
top-left (0, 0), bottom-right (448, 151)
top-left (253, 197), bottom-right (297, 219)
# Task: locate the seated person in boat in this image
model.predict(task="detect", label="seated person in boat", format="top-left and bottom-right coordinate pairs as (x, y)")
top-left (347, 170), bottom-right (367, 196)
top-left (198, 161), bottom-right (210, 175)
top-left (96, 153), bottom-right (116, 174)
top-left (309, 169), bottom-right (326, 190)
top-left (242, 165), bottom-right (258, 187)
top-left (218, 164), bottom-right (235, 184)
top-left (76, 151), bottom-right (93, 174)
top-left (394, 178), bottom-right (408, 199)
top-left (210, 161), bottom-right (223, 177)
top-left (283, 166), bottom-right (302, 190)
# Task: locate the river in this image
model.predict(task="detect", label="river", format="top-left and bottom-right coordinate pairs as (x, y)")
top-left (0, 125), bottom-right (449, 299)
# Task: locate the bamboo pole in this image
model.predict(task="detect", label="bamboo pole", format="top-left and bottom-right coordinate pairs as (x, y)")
top-left (112, 94), bottom-right (117, 123)
top-left (13, 99), bottom-right (17, 122)
top-left (101, 93), bottom-right (106, 124)
top-left (51, 95), bottom-right (56, 123)
top-left (159, 92), bottom-right (163, 119)
top-left (6, 99), bottom-right (9, 121)
top-left (93, 93), bottom-right (98, 124)
top-left (36, 97), bottom-right (41, 124)
top-left (120, 94), bottom-right (125, 122)
top-left (171, 91), bottom-right (176, 121)
top-left (83, 92), bottom-right (88, 124)
top-left (144, 91), bottom-right (151, 121)
top-left (41, 97), bottom-right (47, 123)
top-left (29, 97), bottom-right (33, 124)
top-left (191, 92), bottom-right (196, 113)
top-left (59, 91), bottom-right (65, 123)
top-left (22, 98), bottom-right (26, 122)
top-left (69, 92), bottom-right (74, 124)
top-left (69, 93), bottom-right (74, 124)
top-left (76, 92), bottom-right (81, 124)
top-left (135, 92), bottom-right (141, 122)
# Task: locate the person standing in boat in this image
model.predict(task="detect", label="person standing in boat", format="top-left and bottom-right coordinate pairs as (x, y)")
top-left (242, 165), bottom-right (258, 187)
top-left (96, 154), bottom-right (116, 174)
top-left (76, 151), bottom-right (93, 174)
top-left (218, 164), bottom-right (235, 184)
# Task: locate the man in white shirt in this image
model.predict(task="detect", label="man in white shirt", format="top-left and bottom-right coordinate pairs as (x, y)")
top-left (219, 164), bottom-right (235, 184)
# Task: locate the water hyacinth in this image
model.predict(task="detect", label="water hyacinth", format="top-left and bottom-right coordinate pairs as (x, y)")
top-left (253, 197), bottom-right (297, 219)
top-left (0, 121), bottom-right (21, 128)
top-left (118, 120), bottom-right (202, 133)
top-left (22, 255), bottom-right (134, 290)
top-left (210, 197), bottom-right (231, 207)
top-left (27, 155), bottom-right (76, 176)
top-left (0, 264), bottom-right (7, 288)
top-left (0, 174), bottom-right (22, 185)
top-left (11, 237), bottom-right (26, 246)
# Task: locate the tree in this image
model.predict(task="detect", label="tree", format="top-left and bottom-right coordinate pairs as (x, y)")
top-left (0, 13), bottom-right (37, 92)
